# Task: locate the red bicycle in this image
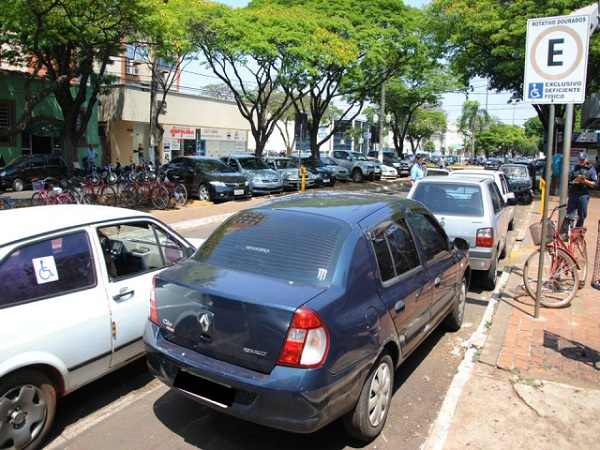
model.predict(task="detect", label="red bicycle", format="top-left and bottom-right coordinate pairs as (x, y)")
top-left (30, 177), bottom-right (75, 205)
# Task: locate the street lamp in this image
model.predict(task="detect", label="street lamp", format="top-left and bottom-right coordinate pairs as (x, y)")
top-left (372, 114), bottom-right (378, 155)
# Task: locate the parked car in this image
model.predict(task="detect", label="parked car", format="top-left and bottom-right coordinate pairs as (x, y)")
top-left (0, 205), bottom-right (197, 450)
top-left (425, 167), bottom-right (451, 177)
top-left (408, 176), bottom-right (511, 289)
top-left (367, 151), bottom-right (410, 177)
top-left (379, 162), bottom-right (399, 179)
top-left (318, 155), bottom-right (350, 182)
top-left (144, 192), bottom-right (470, 442)
top-left (221, 154), bottom-right (283, 195)
top-left (160, 156), bottom-right (251, 202)
top-left (264, 156), bottom-right (318, 190)
top-left (483, 158), bottom-right (503, 170)
top-left (329, 150), bottom-right (382, 182)
top-left (290, 154), bottom-right (337, 187)
top-left (0, 154), bottom-right (70, 192)
top-left (501, 163), bottom-right (534, 204)
top-left (448, 169), bottom-right (516, 230)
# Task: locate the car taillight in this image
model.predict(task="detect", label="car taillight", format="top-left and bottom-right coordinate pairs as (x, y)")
top-left (277, 307), bottom-right (329, 368)
top-left (149, 275), bottom-right (159, 325)
top-left (476, 228), bottom-right (494, 247)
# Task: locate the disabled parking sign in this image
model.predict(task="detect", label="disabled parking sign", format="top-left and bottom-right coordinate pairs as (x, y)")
top-left (524, 14), bottom-right (590, 104)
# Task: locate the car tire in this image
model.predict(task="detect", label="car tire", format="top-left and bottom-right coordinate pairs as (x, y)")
top-left (444, 276), bottom-right (467, 331)
top-left (523, 190), bottom-right (533, 205)
top-left (482, 253), bottom-right (498, 290)
top-left (352, 169), bottom-right (364, 183)
top-left (508, 218), bottom-right (515, 231)
top-left (198, 184), bottom-right (211, 202)
top-left (499, 240), bottom-right (507, 259)
top-left (343, 352), bottom-right (393, 442)
top-left (0, 369), bottom-right (57, 450)
top-left (12, 178), bottom-right (24, 192)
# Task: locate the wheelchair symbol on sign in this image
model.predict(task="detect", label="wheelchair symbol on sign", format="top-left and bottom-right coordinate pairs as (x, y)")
top-left (33, 256), bottom-right (59, 284)
top-left (528, 83), bottom-right (543, 100)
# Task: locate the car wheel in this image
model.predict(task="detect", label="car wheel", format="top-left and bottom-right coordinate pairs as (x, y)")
top-left (0, 369), bottom-right (57, 450)
top-left (352, 169), bottom-right (364, 183)
top-left (198, 184), bottom-right (211, 202)
top-left (508, 218), bottom-right (515, 231)
top-left (12, 178), bottom-right (24, 192)
top-left (343, 352), bottom-right (393, 442)
top-left (523, 190), bottom-right (533, 205)
top-left (444, 276), bottom-right (467, 331)
top-left (499, 240), bottom-right (507, 259)
top-left (482, 253), bottom-right (498, 290)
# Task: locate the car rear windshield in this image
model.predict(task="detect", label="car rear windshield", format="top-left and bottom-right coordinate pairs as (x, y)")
top-left (194, 209), bottom-right (349, 286)
top-left (412, 183), bottom-right (484, 217)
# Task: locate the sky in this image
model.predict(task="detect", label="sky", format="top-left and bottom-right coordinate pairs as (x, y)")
top-left (178, 0), bottom-right (537, 127)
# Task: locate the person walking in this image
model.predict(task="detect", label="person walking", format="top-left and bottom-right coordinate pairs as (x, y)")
top-left (410, 155), bottom-right (425, 184)
top-left (567, 152), bottom-right (598, 227)
top-left (551, 152), bottom-right (563, 195)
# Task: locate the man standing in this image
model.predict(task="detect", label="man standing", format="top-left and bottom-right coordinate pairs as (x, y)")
top-left (410, 155), bottom-right (425, 184)
top-left (567, 152), bottom-right (598, 227)
top-left (551, 152), bottom-right (562, 195)
top-left (86, 145), bottom-right (98, 173)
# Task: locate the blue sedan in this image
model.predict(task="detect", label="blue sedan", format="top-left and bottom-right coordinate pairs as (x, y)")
top-left (143, 192), bottom-right (470, 441)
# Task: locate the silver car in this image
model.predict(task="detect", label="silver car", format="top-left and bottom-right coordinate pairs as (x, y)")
top-left (408, 177), bottom-right (512, 289)
top-left (221, 154), bottom-right (284, 195)
top-left (329, 150), bottom-right (382, 182)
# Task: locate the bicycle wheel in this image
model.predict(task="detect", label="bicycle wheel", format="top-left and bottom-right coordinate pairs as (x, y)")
top-left (0, 197), bottom-right (14, 210)
top-left (98, 185), bottom-right (117, 206)
top-left (120, 183), bottom-right (138, 207)
top-left (168, 183), bottom-right (188, 209)
top-left (150, 185), bottom-right (170, 210)
top-left (523, 247), bottom-right (579, 308)
top-left (56, 192), bottom-right (75, 204)
top-left (31, 192), bottom-right (48, 206)
top-left (570, 235), bottom-right (588, 288)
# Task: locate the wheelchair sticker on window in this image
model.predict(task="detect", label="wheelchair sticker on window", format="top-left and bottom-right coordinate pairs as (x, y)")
top-left (33, 256), bottom-right (59, 284)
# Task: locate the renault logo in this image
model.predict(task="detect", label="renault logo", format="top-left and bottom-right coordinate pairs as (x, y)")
top-left (198, 311), bottom-right (214, 333)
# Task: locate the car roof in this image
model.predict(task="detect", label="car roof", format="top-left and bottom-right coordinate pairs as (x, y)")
top-left (415, 176), bottom-right (490, 186)
top-left (0, 205), bottom-right (156, 245)
top-left (227, 154), bottom-right (260, 159)
top-left (251, 192), bottom-right (426, 226)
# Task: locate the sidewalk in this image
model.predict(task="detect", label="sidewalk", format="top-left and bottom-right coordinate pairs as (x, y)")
top-left (424, 194), bottom-right (600, 449)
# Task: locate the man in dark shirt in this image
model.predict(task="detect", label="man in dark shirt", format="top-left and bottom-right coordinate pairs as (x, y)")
top-left (567, 152), bottom-right (598, 227)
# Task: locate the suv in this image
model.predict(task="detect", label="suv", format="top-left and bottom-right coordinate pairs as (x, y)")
top-left (0, 154), bottom-right (70, 192)
top-left (329, 150), bottom-right (381, 182)
top-left (367, 151), bottom-right (410, 176)
top-left (221, 154), bottom-right (283, 195)
top-left (0, 204), bottom-right (196, 449)
top-left (408, 176), bottom-right (512, 289)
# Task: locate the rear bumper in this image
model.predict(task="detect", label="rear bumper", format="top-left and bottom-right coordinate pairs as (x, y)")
top-left (143, 322), bottom-right (366, 434)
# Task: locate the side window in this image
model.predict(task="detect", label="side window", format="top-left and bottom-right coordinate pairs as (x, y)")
top-left (488, 183), bottom-right (502, 214)
top-left (0, 231), bottom-right (96, 308)
top-left (410, 213), bottom-right (450, 262)
top-left (96, 222), bottom-right (188, 279)
top-left (371, 219), bottom-right (421, 282)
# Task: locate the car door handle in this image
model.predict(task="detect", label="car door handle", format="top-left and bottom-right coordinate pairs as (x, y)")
top-left (113, 290), bottom-right (134, 301)
top-left (395, 300), bottom-right (405, 314)
top-left (433, 277), bottom-right (441, 287)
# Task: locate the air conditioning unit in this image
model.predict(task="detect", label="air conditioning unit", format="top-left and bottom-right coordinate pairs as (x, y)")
top-left (125, 66), bottom-right (134, 75)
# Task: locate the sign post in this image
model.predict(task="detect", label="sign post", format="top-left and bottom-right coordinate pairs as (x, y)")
top-left (523, 13), bottom-right (591, 317)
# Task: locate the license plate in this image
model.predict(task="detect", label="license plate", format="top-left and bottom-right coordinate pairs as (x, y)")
top-left (323, 179), bottom-right (330, 183)
top-left (375, 169), bottom-right (381, 174)
top-left (234, 189), bottom-right (244, 196)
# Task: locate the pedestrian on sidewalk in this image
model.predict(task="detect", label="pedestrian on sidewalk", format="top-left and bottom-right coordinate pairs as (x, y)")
top-left (410, 155), bottom-right (425, 184)
top-left (551, 152), bottom-right (562, 195)
top-left (567, 152), bottom-right (598, 227)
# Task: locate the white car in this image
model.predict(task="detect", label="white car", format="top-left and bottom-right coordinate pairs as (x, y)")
top-left (448, 168), bottom-right (516, 230)
top-left (0, 205), bottom-right (196, 450)
top-left (370, 158), bottom-right (398, 179)
top-left (408, 177), bottom-right (512, 290)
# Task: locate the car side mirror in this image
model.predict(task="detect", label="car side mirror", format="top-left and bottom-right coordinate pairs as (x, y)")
top-left (452, 237), bottom-right (470, 251)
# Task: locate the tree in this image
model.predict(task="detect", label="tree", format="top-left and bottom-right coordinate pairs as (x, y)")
top-left (190, 3), bottom-right (320, 156)
top-left (426, 0), bottom-right (600, 131)
top-left (458, 100), bottom-right (491, 159)
top-left (405, 108), bottom-right (447, 155)
top-left (249, 0), bottom-right (415, 157)
top-left (0, 0), bottom-right (157, 169)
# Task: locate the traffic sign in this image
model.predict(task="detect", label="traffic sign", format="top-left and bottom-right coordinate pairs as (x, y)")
top-left (523, 14), bottom-right (590, 104)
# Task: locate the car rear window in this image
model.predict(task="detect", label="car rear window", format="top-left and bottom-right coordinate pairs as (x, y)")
top-left (194, 210), bottom-right (349, 285)
top-left (0, 231), bottom-right (96, 308)
top-left (412, 183), bottom-right (483, 217)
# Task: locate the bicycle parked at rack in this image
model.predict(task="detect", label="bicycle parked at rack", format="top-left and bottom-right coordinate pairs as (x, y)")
top-left (30, 177), bottom-right (76, 206)
top-left (78, 175), bottom-right (118, 206)
top-left (522, 204), bottom-right (588, 308)
top-left (120, 178), bottom-right (170, 210)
